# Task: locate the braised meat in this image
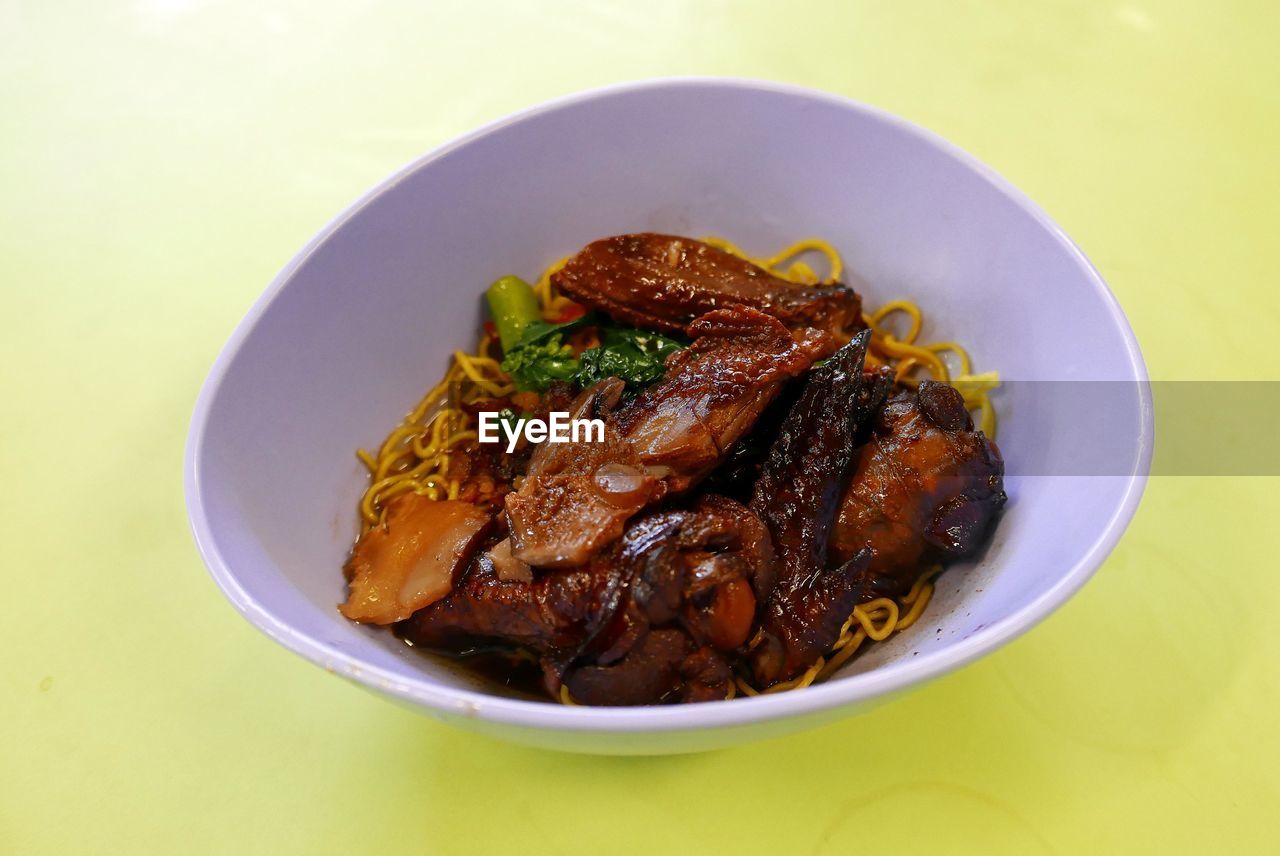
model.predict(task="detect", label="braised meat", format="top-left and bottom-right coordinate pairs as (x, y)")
top-left (505, 378), bottom-right (662, 569)
top-left (347, 232), bottom-right (1011, 706)
top-left (747, 330), bottom-right (889, 686)
top-left (506, 307), bottom-right (818, 568)
top-left (830, 380), bottom-right (1006, 591)
top-left (552, 233), bottom-right (863, 340)
top-left (399, 536), bottom-right (628, 657)
top-left (404, 495), bottom-right (774, 704)
top-left (617, 307), bottom-right (822, 492)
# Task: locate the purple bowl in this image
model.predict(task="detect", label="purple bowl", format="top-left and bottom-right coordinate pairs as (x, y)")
top-left (185, 78), bottom-right (1151, 754)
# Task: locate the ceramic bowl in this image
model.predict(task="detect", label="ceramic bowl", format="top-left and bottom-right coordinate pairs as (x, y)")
top-left (186, 78), bottom-right (1151, 754)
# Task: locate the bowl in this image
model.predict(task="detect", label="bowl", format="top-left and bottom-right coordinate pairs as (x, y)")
top-left (185, 78), bottom-right (1152, 754)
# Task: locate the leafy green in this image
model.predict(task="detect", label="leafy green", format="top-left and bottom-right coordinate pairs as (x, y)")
top-left (574, 328), bottom-right (684, 390)
top-left (499, 313), bottom-right (595, 391)
top-left (514, 313), bottom-right (594, 347)
top-left (501, 333), bottom-right (580, 391)
top-left (497, 313), bottom-right (685, 394)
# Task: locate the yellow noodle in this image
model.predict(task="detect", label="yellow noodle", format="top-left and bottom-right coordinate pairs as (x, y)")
top-left (817, 629), bottom-right (868, 681)
top-left (895, 582), bottom-right (935, 631)
top-left (927, 341), bottom-right (972, 376)
top-left (870, 334), bottom-right (951, 381)
top-left (852, 599), bottom-right (901, 641)
top-left (766, 238), bottom-right (843, 282)
top-left (763, 657), bottom-right (827, 693)
top-left (871, 300), bottom-right (924, 344)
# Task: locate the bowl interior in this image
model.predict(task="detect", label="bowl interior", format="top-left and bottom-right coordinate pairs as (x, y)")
top-left (189, 81), bottom-right (1148, 725)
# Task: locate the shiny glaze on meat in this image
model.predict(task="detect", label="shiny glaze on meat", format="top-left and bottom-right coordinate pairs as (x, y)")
top-left (830, 381), bottom-right (1006, 591)
top-left (552, 233), bottom-right (863, 340)
top-left (505, 378), bottom-right (663, 569)
top-left (617, 307), bottom-right (822, 492)
top-left (506, 307), bottom-right (818, 569)
top-left (403, 495), bottom-right (774, 704)
top-left (747, 330), bottom-right (888, 686)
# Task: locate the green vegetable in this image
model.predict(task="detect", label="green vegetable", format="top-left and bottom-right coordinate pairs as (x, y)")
top-left (509, 313), bottom-right (594, 349)
top-left (485, 275), bottom-right (542, 351)
top-left (574, 328), bottom-right (683, 389)
top-left (493, 294), bottom-right (685, 393)
top-left (501, 333), bottom-right (581, 391)
top-left (498, 312), bottom-right (594, 392)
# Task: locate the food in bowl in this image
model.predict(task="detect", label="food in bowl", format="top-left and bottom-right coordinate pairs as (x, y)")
top-left (339, 233), bottom-right (1006, 705)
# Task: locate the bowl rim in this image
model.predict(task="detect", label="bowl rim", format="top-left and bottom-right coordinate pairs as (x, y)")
top-left (185, 76), bottom-right (1153, 734)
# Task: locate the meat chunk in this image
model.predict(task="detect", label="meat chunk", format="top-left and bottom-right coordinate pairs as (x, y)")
top-left (400, 539), bottom-right (629, 657)
top-left (595, 495), bottom-right (769, 661)
top-left (747, 330), bottom-right (888, 686)
top-left (565, 636), bottom-right (736, 706)
top-left (404, 495), bottom-right (773, 705)
top-left (830, 380), bottom-right (1006, 590)
top-left (552, 233), bottom-right (863, 340)
top-left (565, 629), bottom-right (698, 706)
top-left (505, 379), bottom-right (662, 568)
top-left (678, 647), bottom-right (735, 704)
top-left (340, 496), bottom-right (492, 624)
top-left (617, 307), bottom-right (821, 492)
top-left (506, 307), bottom-right (817, 569)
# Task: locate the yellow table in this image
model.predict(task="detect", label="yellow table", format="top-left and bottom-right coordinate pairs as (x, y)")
top-left (4, 1), bottom-right (1276, 852)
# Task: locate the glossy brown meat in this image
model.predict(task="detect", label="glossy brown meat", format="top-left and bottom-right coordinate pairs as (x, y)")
top-left (703, 365), bottom-right (894, 503)
top-left (617, 306), bottom-right (821, 492)
top-left (566, 635), bottom-right (737, 706)
top-left (405, 495), bottom-right (773, 704)
top-left (678, 647), bottom-right (736, 704)
top-left (551, 233), bottom-right (863, 339)
top-left (400, 536), bottom-right (629, 657)
top-left (747, 330), bottom-right (887, 686)
top-left (593, 495), bottom-right (771, 664)
top-left (507, 308), bottom-right (817, 569)
top-left (564, 629), bottom-right (693, 706)
top-left (830, 381), bottom-right (1006, 590)
top-left (505, 378), bottom-right (664, 568)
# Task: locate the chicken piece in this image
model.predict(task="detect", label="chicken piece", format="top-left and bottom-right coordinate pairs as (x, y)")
top-left (617, 306), bottom-right (822, 492)
top-left (404, 495), bottom-right (773, 705)
top-left (747, 330), bottom-right (888, 686)
top-left (552, 233), bottom-right (863, 341)
top-left (506, 307), bottom-right (817, 568)
top-left (340, 496), bottom-right (492, 625)
top-left (830, 381), bottom-right (1006, 590)
top-left (505, 378), bottom-right (663, 569)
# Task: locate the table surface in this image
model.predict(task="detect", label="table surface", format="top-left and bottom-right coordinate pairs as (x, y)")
top-left (4, 1), bottom-right (1277, 852)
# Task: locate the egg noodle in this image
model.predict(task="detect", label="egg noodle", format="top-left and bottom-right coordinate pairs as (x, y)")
top-left (353, 238), bottom-right (999, 699)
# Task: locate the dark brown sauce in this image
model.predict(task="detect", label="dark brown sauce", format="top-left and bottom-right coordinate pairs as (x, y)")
top-left (394, 627), bottom-right (552, 701)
